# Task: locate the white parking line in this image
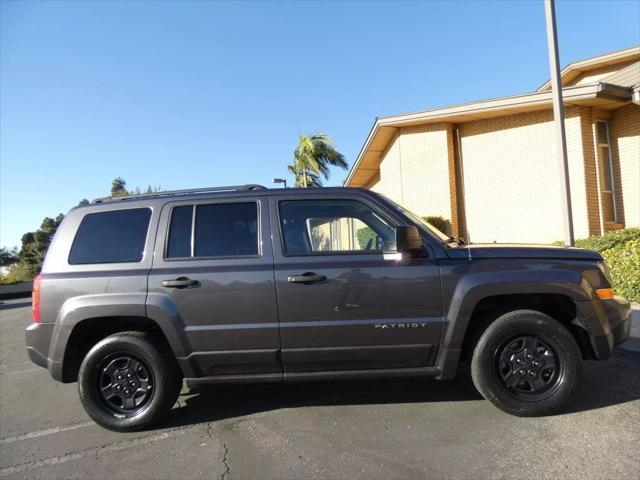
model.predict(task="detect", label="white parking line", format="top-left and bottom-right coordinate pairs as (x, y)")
top-left (0, 421), bottom-right (95, 445)
top-left (0, 428), bottom-right (190, 475)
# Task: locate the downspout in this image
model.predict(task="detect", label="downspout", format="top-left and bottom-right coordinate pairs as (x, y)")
top-left (454, 126), bottom-right (471, 245)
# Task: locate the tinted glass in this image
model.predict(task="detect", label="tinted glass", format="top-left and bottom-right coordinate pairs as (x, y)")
top-left (279, 200), bottom-right (395, 255)
top-left (599, 146), bottom-right (614, 190)
top-left (167, 206), bottom-right (193, 258)
top-left (69, 208), bottom-right (151, 264)
top-left (596, 121), bottom-right (609, 145)
top-left (194, 203), bottom-right (258, 257)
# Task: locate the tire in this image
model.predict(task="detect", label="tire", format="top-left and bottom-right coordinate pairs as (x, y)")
top-left (78, 331), bottom-right (182, 432)
top-left (471, 309), bottom-right (580, 417)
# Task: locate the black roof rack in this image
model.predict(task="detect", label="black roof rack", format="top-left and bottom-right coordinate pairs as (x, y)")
top-left (91, 184), bottom-right (267, 204)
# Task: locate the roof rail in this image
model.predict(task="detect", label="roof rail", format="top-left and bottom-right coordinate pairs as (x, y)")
top-left (91, 184), bottom-right (267, 204)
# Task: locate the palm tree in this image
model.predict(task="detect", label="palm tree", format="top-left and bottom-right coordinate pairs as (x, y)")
top-left (289, 133), bottom-right (348, 187)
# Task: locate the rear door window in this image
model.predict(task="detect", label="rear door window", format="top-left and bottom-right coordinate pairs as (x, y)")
top-left (69, 208), bottom-right (151, 264)
top-left (165, 202), bottom-right (259, 259)
top-left (166, 206), bottom-right (193, 258)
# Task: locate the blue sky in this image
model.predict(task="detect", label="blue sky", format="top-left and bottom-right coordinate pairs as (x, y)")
top-left (1, 0), bottom-right (639, 249)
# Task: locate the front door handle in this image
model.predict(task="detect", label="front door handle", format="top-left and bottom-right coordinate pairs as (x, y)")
top-left (287, 272), bottom-right (327, 284)
top-left (162, 277), bottom-right (200, 289)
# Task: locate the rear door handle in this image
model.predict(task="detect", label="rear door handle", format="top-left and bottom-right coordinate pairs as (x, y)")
top-left (162, 277), bottom-right (200, 289)
top-left (287, 272), bottom-right (327, 284)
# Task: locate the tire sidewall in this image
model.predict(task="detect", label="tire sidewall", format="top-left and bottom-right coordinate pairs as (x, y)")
top-left (472, 310), bottom-right (581, 416)
top-left (78, 333), bottom-right (177, 431)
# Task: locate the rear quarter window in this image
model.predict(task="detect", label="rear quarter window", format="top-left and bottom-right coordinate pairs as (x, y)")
top-left (68, 208), bottom-right (152, 264)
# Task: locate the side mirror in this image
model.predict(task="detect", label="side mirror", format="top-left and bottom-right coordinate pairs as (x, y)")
top-left (395, 225), bottom-right (424, 255)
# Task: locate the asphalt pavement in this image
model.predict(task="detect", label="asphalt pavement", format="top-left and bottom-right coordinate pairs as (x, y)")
top-left (1, 298), bottom-right (639, 479)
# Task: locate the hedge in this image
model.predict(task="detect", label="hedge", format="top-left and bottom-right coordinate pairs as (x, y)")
top-left (573, 228), bottom-right (639, 303)
top-left (422, 216), bottom-right (451, 236)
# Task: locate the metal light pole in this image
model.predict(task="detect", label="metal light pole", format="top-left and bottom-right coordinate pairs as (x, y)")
top-left (273, 178), bottom-right (287, 188)
top-left (544, 0), bottom-right (575, 246)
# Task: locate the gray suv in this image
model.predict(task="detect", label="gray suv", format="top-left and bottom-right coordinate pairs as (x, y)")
top-left (25, 184), bottom-right (632, 431)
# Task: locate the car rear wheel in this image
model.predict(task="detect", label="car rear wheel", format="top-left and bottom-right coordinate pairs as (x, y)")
top-left (78, 331), bottom-right (182, 431)
top-left (471, 309), bottom-right (580, 416)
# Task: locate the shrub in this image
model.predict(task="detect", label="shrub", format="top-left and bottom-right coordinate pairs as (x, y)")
top-left (422, 216), bottom-right (451, 236)
top-left (357, 226), bottom-right (377, 250)
top-left (574, 228), bottom-right (639, 303)
top-left (0, 262), bottom-right (38, 284)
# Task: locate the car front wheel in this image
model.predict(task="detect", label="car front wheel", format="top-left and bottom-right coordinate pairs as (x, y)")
top-left (78, 331), bottom-right (182, 431)
top-left (471, 309), bottom-right (581, 416)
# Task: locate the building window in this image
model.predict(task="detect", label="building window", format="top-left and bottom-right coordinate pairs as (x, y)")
top-left (596, 120), bottom-right (617, 223)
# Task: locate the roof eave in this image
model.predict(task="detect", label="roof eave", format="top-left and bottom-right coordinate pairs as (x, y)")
top-left (537, 45), bottom-right (640, 91)
top-left (344, 83), bottom-right (631, 187)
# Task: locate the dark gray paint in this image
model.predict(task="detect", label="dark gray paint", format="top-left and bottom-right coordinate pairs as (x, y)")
top-left (25, 187), bottom-right (632, 385)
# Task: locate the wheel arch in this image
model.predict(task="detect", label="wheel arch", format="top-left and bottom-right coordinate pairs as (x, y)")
top-left (60, 315), bottom-right (175, 383)
top-left (52, 293), bottom-right (188, 383)
top-left (436, 271), bottom-right (593, 379)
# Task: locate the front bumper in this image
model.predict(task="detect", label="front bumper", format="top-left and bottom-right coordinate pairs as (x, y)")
top-left (576, 295), bottom-right (632, 359)
top-left (25, 322), bottom-right (64, 381)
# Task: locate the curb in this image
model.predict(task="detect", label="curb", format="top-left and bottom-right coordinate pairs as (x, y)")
top-left (0, 282), bottom-right (32, 300)
top-left (618, 302), bottom-right (639, 352)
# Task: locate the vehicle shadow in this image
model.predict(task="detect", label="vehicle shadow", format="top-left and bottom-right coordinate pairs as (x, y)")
top-left (562, 348), bottom-right (640, 414)
top-left (160, 375), bottom-right (482, 430)
top-left (156, 348), bottom-right (640, 430)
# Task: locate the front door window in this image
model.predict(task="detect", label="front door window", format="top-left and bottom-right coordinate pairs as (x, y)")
top-left (279, 199), bottom-right (396, 254)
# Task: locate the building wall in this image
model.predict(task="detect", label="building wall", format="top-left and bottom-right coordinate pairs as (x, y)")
top-left (367, 124), bottom-right (451, 220)
top-left (373, 133), bottom-right (403, 202)
top-left (610, 104), bottom-right (640, 228)
top-left (579, 107), bottom-right (603, 236)
top-left (398, 124), bottom-right (451, 219)
top-left (458, 107), bottom-right (591, 243)
top-left (363, 105), bottom-right (638, 245)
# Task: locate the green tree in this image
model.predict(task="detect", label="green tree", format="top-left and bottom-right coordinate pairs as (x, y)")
top-left (0, 247), bottom-right (19, 267)
top-left (2, 178), bottom-right (161, 284)
top-left (288, 133), bottom-right (348, 188)
top-left (14, 215), bottom-right (65, 278)
top-left (111, 177), bottom-right (128, 197)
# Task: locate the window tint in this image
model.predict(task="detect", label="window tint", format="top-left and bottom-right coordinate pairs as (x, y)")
top-left (194, 203), bottom-right (258, 257)
top-left (279, 200), bottom-right (395, 255)
top-left (69, 208), bottom-right (151, 264)
top-left (167, 206), bottom-right (193, 258)
top-left (596, 120), bottom-right (617, 222)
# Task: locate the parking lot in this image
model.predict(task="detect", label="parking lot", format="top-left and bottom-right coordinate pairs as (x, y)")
top-left (1, 298), bottom-right (639, 479)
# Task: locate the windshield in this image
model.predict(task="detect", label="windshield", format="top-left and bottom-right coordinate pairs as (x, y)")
top-left (376, 195), bottom-right (451, 243)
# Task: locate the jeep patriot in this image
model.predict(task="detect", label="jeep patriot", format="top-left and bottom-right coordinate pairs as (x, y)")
top-left (25, 184), bottom-right (632, 431)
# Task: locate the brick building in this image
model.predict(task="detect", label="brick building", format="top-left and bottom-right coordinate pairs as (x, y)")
top-left (344, 47), bottom-right (640, 244)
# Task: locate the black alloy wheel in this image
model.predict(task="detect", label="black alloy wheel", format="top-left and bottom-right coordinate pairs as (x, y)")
top-left (494, 335), bottom-right (563, 399)
top-left (78, 331), bottom-right (182, 432)
top-left (97, 353), bottom-right (154, 417)
top-left (471, 309), bottom-right (581, 417)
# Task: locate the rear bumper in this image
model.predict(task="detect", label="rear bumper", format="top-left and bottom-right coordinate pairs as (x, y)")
top-left (576, 296), bottom-right (632, 359)
top-left (25, 322), bottom-right (64, 381)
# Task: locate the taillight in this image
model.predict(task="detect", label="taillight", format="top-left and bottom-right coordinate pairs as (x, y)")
top-left (32, 274), bottom-right (42, 323)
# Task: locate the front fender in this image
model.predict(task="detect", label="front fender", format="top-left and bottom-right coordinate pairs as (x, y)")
top-left (443, 269), bottom-right (590, 350)
top-left (436, 267), bottom-right (592, 379)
